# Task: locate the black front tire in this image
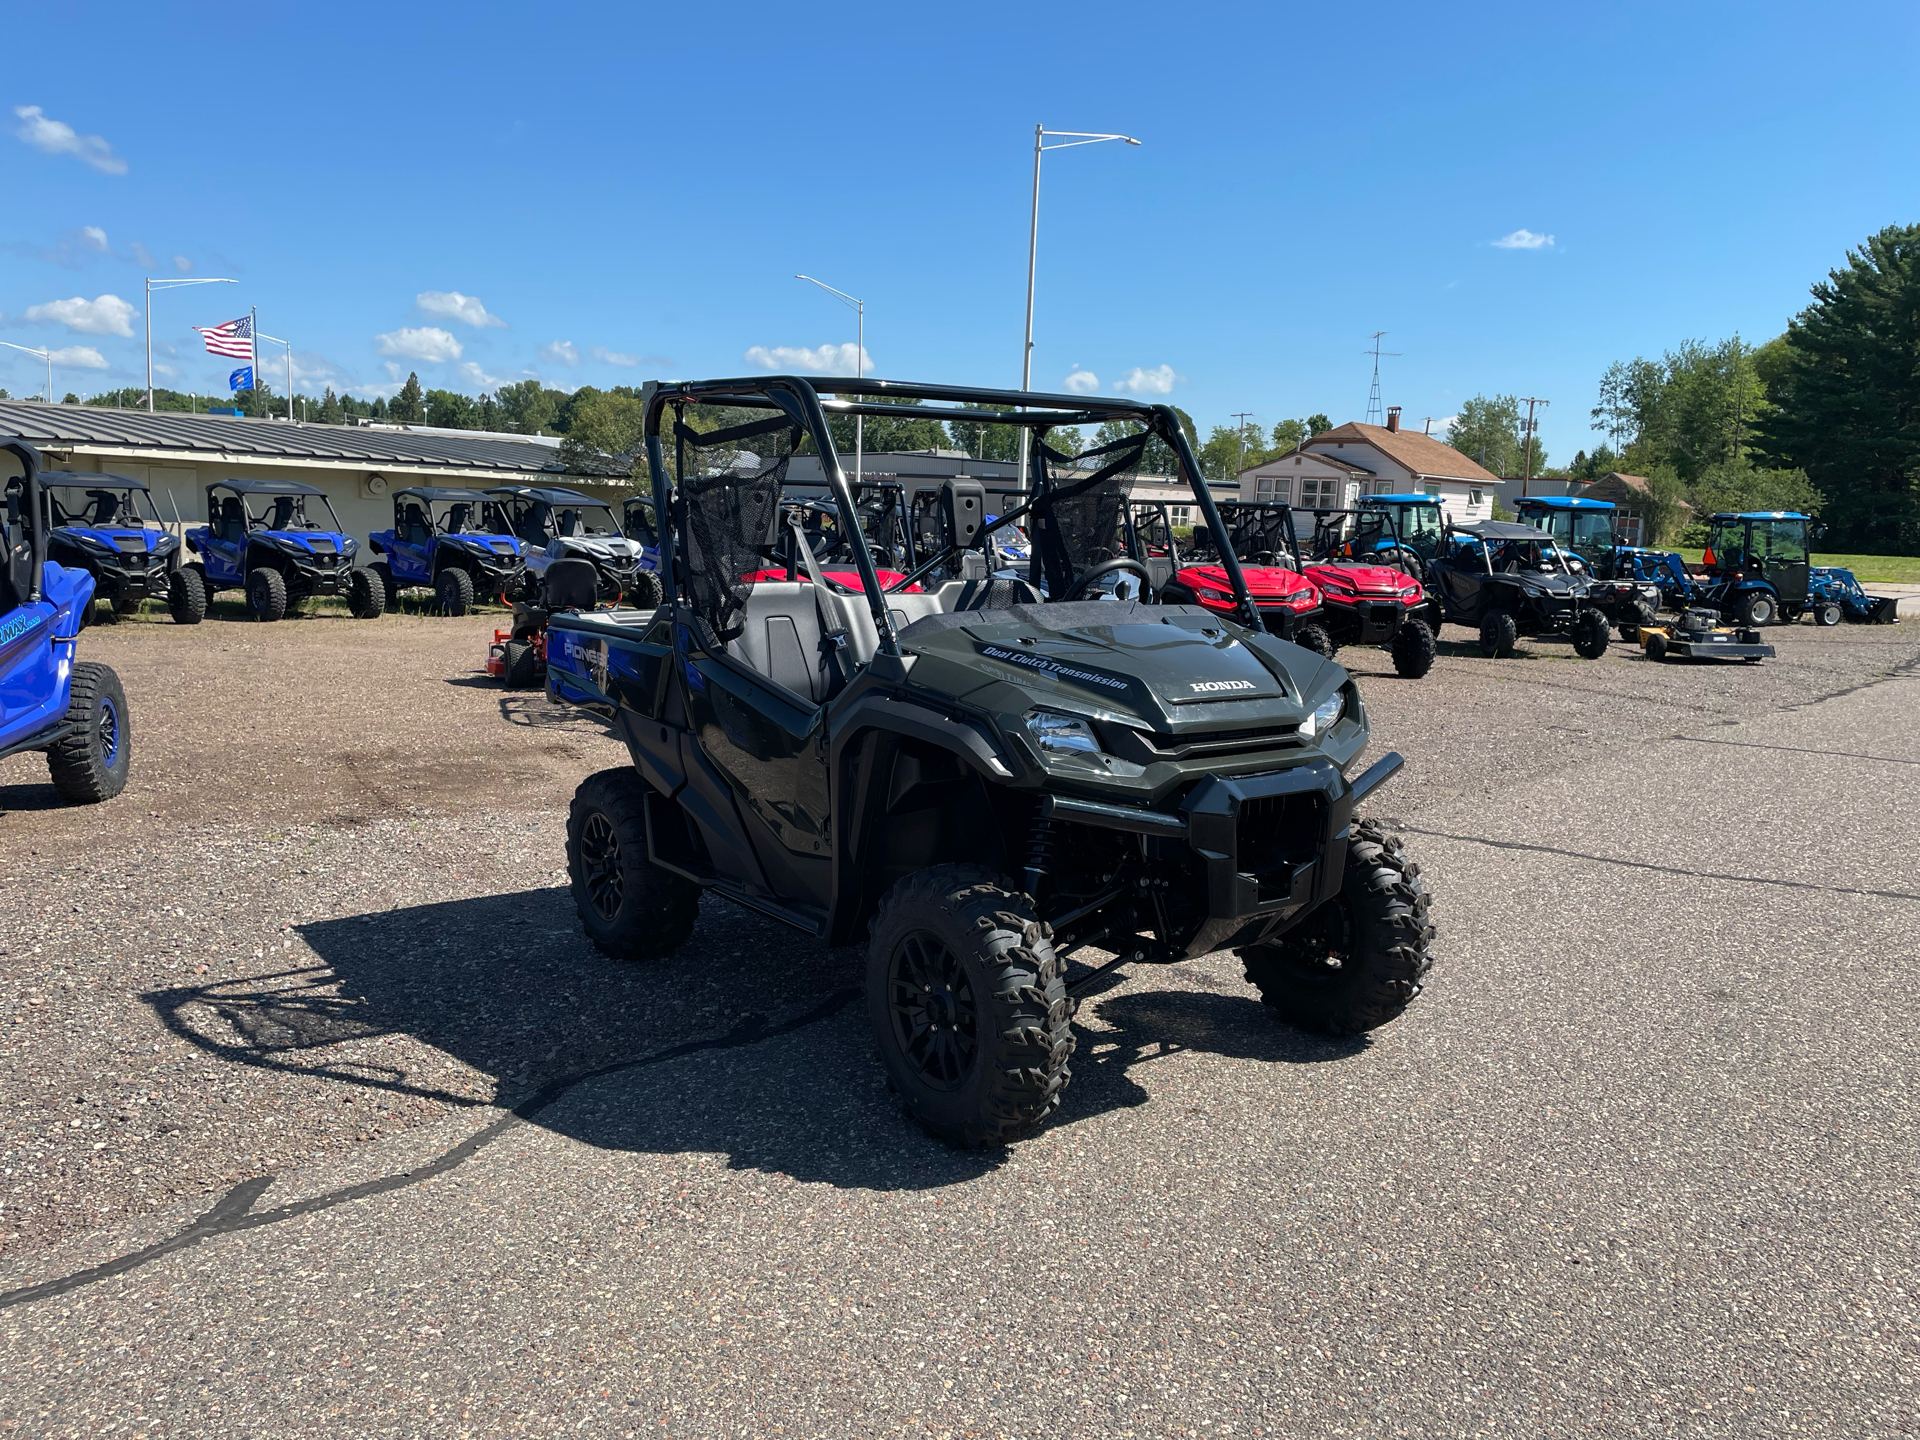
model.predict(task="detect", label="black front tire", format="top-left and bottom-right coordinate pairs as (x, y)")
top-left (1478, 609), bottom-right (1518, 658)
top-left (436, 567), bottom-right (476, 617)
top-left (1644, 634), bottom-right (1669, 662)
top-left (1389, 617), bottom-right (1435, 678)
top-left (1292, 622), bottom-right (1336, 659)
top-left (347, 567), bottom-right (386, 620)
top-left (1813, 600), bottom-right (1842, 627)
top-left (566, 768), bottom-right (701, 960)
top-left (46, 661), bottom-right (130, 804)
top-left (503, 639), bottom-right (543, 689)
top-left (627, 571), bottom-right (663, 611)
top-left (168, 566), bottom-right (207, 625)
top-left (246, 567), bottom-right (287, 622)
top-left (867, 865), bottom-right (1074, 1147)
top-left (1571, 609), bottom-right (1612, 659)
top-left (1733, 590), bottom-right (1776, 626)
top-left (1239, 819), bottom-right (1432, 1036)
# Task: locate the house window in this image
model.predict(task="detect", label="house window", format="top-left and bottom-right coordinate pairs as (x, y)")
top-left (1375, 479), bottom-right (1396, 496)
top-left (1168, 505), bottom-right (1191, 527)
top-left (1301, 477), bottom-right (1340, 508)
top-left (1469, 488), bottom-right (1484, 506)
top-left (1423, 482), bottom-right (1442, 498)
top-left (1255, 476), bottom-right (1290, 504)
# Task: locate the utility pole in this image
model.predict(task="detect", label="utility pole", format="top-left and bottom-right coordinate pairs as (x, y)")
top-left (1363, 332), bottom-right (1400, 425)
top-left (1518, 396), bottom-right (1549, 497)
top-left (1230, 412), bottom-right (1254, 476)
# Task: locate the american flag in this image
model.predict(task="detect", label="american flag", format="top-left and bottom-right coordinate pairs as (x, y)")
top-left (194, 314), bottom-right (253, 358)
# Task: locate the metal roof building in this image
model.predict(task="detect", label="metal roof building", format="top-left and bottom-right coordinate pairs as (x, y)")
top-left (0, 400), bottom-right (627, 541)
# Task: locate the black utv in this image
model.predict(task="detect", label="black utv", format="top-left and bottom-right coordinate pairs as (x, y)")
top-left (541, 377), bottom-right (1435, 1147)
top-left (1425, 520), bottom-right (1613, 659)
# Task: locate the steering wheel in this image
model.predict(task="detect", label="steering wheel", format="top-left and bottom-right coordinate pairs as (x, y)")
top-left (1060, 557), bottom-right (1153, 602)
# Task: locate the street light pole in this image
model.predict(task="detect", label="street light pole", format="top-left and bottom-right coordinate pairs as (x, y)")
top-left (1018, 126), bottom-right (1142, 491)
top-left (258, 332), bottom-right (295, 421)
top-left (145, 276), bottom-right (237, 411)
top-left (795, 275), bottom-right (866, 487)
top-left (1, 342), bottom-right (52, 402)
top-left (1518, 396), bottom-right (1549, 498)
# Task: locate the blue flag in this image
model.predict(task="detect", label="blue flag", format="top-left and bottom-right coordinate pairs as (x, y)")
top-left (229, 365), bottom-right (254, 392)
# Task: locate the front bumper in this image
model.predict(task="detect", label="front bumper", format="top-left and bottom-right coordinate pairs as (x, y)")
top-left (1323, 595), bottom-right (1413, 644)
top-left (96, 558), bottom-right (170, 601)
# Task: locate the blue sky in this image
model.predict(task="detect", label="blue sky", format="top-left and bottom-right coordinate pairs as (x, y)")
top-left (3, 0), bottom-right (1914, 464)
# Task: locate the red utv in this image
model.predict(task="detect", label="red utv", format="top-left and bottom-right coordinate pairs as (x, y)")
top-left (1131, 502), bottom-right (1333, 656)
top-left (1296, 505), bottom-right (1436, 678)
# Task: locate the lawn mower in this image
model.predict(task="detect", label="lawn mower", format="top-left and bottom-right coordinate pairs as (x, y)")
top-left (23, 470), bottom-right (190, 625)
top-left (486, 557), bottom-right (608, 689)
top-left (539, 375), bottom-right (1431, 1148)
top-left (486, 485), bottom-right (658, 607)
top-left (0, 438), bottom-right (132, 803)
top-left (1423, 520), bottom-right (1614, 659)
top-left (184, 478), bottom-right (382, 622)
top-left (1510, 496), bottom-right (1665, 638)
top-left (1637, 608), bottom-right (1773, 663)
top-left (367, 486), bottom-right (527, 616)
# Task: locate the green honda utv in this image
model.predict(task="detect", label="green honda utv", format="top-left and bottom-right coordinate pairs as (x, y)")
top-left (542, 377), bottom-right (1435, 1145)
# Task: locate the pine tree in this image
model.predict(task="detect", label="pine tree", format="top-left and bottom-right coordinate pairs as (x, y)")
top-left (390, 373), bottom-right (425, 425)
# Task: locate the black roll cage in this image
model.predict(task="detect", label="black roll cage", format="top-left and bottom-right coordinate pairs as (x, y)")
top-left (2, 438), bottom-right (48, 604)
top-left (1298, 505), bottom-right (1423, 579)
top-left (641, 376), bottom-right (1261, 653)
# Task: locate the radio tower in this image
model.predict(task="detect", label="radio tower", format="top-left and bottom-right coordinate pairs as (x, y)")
top-left (1363, 331), bottom-right (1400, 425)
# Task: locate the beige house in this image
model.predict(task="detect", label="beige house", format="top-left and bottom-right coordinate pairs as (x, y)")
top-left (0, 400), bottom-right (626, 542)
top-left (1239, 410), bottom-right (1500, 523)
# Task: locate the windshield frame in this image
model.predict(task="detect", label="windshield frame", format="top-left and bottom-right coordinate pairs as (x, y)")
top-left (44, 482), bottom-right (163, 530)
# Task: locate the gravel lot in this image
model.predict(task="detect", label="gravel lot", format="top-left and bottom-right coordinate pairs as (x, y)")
top-left (2, 607), bottom-right (1916, 1437)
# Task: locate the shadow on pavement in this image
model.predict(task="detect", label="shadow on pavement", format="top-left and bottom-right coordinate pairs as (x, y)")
top-left (142, 886), bottom-right (1363, 1192)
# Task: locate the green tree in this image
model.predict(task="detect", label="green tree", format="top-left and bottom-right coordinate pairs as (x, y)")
top-left (424, 389), bottom-right (478, 429)
top-left (558, 391), bottom-right (649, 476)
top-left (389, 373), bottom-right (425, 425)
top-left (1756, 223), bottom-right (1920, 552)
top-left (318, 386), bottom-right (343, 425)
top-left (1447, 395), bottom-right (1546, 474)
top-left (824, 397), bottom-right (949, 457)
top-left (1593, 338), bottom-right (1769, 481)
top-left (494, 379), bottom-right (560, 435)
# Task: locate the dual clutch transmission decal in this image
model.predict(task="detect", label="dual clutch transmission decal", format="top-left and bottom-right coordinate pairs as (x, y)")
top-left (973, 642), bottom-right (1144, 705)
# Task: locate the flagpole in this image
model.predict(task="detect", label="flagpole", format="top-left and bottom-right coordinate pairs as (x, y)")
top-left (144, 276), bottom-right (237, 411)
top-left (250, 307), bottom-right (258, 413)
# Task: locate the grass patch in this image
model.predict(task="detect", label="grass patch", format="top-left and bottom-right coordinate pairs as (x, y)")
top-left (1671, 550), bottom-right (1920, 584)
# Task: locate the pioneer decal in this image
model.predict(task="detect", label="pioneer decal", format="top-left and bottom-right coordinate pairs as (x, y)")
top-left (973, 643), bottom-right (1140, 701)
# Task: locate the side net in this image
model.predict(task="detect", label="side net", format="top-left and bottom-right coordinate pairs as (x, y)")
top-left (1031, 430), bottom-right (1147, 596)
top-left (675, 411), bottom-right (802, 640)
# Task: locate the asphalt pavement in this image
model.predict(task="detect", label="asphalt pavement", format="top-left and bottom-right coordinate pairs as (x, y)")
top-left (2, 609), bottom-right (1916, 1438)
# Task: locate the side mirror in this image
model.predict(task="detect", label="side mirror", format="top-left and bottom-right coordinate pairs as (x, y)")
top-left (1810, 521), bottom-right (1827, 543)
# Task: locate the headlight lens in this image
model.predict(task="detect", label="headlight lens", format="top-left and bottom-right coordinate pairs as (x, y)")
top-left (1025, 710), bottom-right (1100, 755)
top-left (1298, 689), bottom-right (1346, 739)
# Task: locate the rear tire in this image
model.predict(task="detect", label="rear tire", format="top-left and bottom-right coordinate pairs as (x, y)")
top-left (370, 563), bottom-right (396, 610)
top-left (503, 639), bottom-right (542, 689)
top-left (347, 567), bottom-right (386, 620)
top-left (436, 567), bottom-right (475, 617)
top-left (1293, 622), bottom-right (1336, 659)
top-left (245, 567), bottom-right (287, 622)
top-left (1239, 819), bottom-right (1432, 1036)
top-left (168, 566), bottom-right (207, 625)
top-left (627, 570), bottom-right (663, 611)
top-left (1813, 599), bottom-right (1842, 627)
top-left (46, 661), bottom-right (130, 804)
top-left (566, 768), bottom-right (701, 960)
top-left (1478, 608), bottom-right (1518, 658)
top-left (867, 864), bottom-right (1073, 1147)
top-left (1388, 617), bottom-right (1435, 678)
top-left (1571, 609), bottom-right (1612, 659)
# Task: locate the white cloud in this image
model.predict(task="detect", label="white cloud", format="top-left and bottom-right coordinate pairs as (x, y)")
top-left (80, 226), bottom-right (108, 252)
top-left (456, 360), bottom-right (512, 390)
top-left (172, 254), bottom-right (192, 273)
top-left (1113, 364), bottom-right (1178, 396)
top-left (743, 342), bottom-right (873, 376)
top-left (24, 293), bottom-right (137, 337)
top-left (1492, 228), bottom-right (1554, 250)
top-left (13, 106), bottom-right (126, 175)
top-left (49, 345), bottom-right (108, 369)
top-left (128, 240), bottom-right (157, 269)
top-left (374, 326), bottom-right (463, 363)
top-left (1063, 369), bottom-right (1099, 395)
top-left (591, 346), bottom-right (640, 367)
top-left (416, 291), bottom-right (508, 329)
top-left (542, 339), bottom-right (580, 366)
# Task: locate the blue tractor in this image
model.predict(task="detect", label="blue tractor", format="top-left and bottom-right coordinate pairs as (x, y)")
top-left (1510, 496), bottom-right (1666, 637)
top-left (366, 486), bottom-right (527, 616)
top-left (1691, 511), bottom-right (1817, 627)
top-left (0, 438), bottom-right (132, 803)
top-left (33, 470), bottom-right (192, 625)
top-left (183, 478), bottom-right (383, 622)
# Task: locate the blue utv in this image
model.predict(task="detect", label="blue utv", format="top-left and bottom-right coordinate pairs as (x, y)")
top-left (33, 471), bottom-right (192, 625)
top-left (0, 438), bottom-right (131, 803)
top-left (487, 485), bottom-right (659, 608)
top-left (183, 479), bottom-right (382, 622)
top-left (366, 486), bottom-right (527, 616)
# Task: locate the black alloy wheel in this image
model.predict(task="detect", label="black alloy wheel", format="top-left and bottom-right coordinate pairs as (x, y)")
top-left (565, 768), bottom-right (702, 960)
top-left (577, 810), bottom-right (623, 920)
top-left (888, 931), bottom-right (979, 1091)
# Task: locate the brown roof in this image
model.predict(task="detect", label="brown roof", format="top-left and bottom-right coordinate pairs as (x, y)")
top-left (1237, 446), bottom-right (1373, 481)
top-left (1303, 422), bottom-right (1500, 484)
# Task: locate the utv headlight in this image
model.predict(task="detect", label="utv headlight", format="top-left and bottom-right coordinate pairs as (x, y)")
top-left (1297, 689), bottom-right (1345, 740)
top-left (1026, 710), bottom-right (1101, 755)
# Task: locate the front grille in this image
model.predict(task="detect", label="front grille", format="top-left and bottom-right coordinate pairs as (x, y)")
top-left (1106, 722), bottom-right (1301, 764)
top-left (1236, 792), bottom-right (1323, 898)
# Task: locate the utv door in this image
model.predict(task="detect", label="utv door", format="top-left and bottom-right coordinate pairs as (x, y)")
top-left (1434, 561), bottom-right (1485, 622)
top-left (202, 501), bottom-right (248, 586)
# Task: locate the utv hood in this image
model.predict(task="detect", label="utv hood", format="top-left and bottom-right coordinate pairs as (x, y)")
top-left (1176, 563), bottom-right (1315, 602)
top-left (558, 537), bottom-right (640, 563)
top-left (1307, 561), bottom-right (1422, 599)
top-left (1492, 570), bottom-right (1590, 598)
top-left (899, 600), bottom-right (1343, 737)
